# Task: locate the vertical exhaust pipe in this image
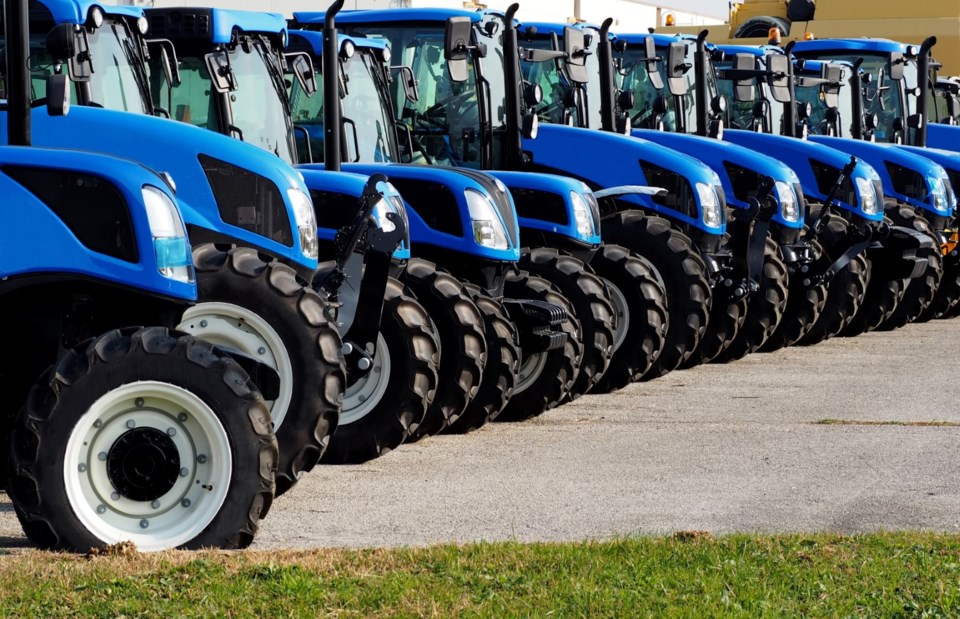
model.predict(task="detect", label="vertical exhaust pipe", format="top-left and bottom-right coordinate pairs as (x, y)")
top-left (916, 36), bottom-right (937, 147)
top-left (323, 0), bottom-right (345, 171)
top-left (694, 30), bottom-right (709, 137)
top-left (501, 3), bottom-right (524, 170)
top-left (598, 18), bottom-right (617, 133)
top-left (4, 0), bottom-right (31, 145)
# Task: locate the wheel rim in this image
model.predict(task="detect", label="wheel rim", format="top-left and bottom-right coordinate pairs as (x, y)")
top-left (179, 302), bottom-right (293, 428)
top-left (515, 350), bottom-right (548, 394)
top-left (603, 279), bottom-right (630, 352)
top-left (63, 381), bottom-right (232, 551)
top-left (341, 333), bottom-right (391, 425)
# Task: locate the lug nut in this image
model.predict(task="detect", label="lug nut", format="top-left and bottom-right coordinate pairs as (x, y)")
top-left (178, 412), bottom-right (188, 422)
top-left (135, 398), bottom-right (144, 408)
top-left (97, 505), bottom-right (106, 514)
top-left (180, 467), bottom-right (190, 477)
top-left (358, 358), bottom-right (372, 371)
top-left (98, 452), bottom-right (107, 461)
top-left (151, 501), bottom-right (161, 509)
top-left (126, 420), bottom-right (136, 429)
top-left (181, 499), bottom-right (192, 508)
top-left (167, 428), bottom-right (177, 437)
top-left (199, 320), bottom-right (208, 328)
top-left (93, 419), bottom-right (103, 428)
top-left (197, 454), bottom-right (207, 464)
top-left (78, 464), bottom-right (86, 473)
top-left (341, 343), bottom-right (354, 356)
top-left (139, 519), bottom-right (149, 529)
top-left (257, 347), bottom-right (267, 355)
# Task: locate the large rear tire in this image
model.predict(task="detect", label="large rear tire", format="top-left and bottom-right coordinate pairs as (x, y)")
top-left (797, 254), bottom-right (870, 346)
top-left (839, 256), bottom-right (907, 337)
top-left (920, 256), bottom-right (960, 320)
top-left (601, 211), bottom-right (710, 379)
top-left (8, 328), bottom-right (277, 552)
top-left (496, 271), bottom-right (582, 422)
top-left (715, 236), bottom-right (789, 362)
top-left (445, 285), bottom-right (520, 434)
top-left (589, 244), bottom-right (669, 393)
top-left (182, 245), bottom-right (343, 497)
top-left (321, 277), bottom-right (439, 464)
top-left (400, 259), bottom-right (486, 440)
top-left (760, 239), bottom-right (828, 352)
top-left (519, 248), bottom-right (615, 400)
top-left (880, 205), bottom-right (943, 329)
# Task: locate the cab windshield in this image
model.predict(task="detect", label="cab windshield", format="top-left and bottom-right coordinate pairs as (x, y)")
top-left (227, 39), bottom-right (297, 163)
top-left (620, 41), bottom-right (714, 134)
top-left (85, 18), bottom-right (151, 113)
top-left (346, 18), bottom-right (509, 169)
top-left (714, 58), bottom-right (786, 134)
top-left (815, 53), bottom-right (908, 143)
top-left (150, 37), bottom-right (296, 163)
top-left (289, 51), bottom-right (396, 164)
top-left (520, 43), bottom-right (578, 127)
top-left (794, 67), bottom-right (857, 138)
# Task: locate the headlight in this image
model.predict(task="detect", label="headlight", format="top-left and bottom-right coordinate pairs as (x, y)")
top-left (569, 191), bottom-right (597, 239)
top-left (287, 188), bottom-right (319, 260)
top-left (775, 181), bottom-right (800, 223)
top-left (695, 182), bottom-right (722, 228)
top-left (930, 177), bottom-right (952, 213)
top-left (855, 176), bottom-right (879, 216)
top-left (142, 185), bottom-right (193, 284)
top-left (465, 188), bottom-right (509, 250)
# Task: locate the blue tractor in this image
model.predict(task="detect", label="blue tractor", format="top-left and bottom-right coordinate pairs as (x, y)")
top-left (0, 0), bottom-right (429, 480)
top-left (317, 6), bottom-right (741, 380)
top-left (1, 0), bottom-right (276, 551)
top-left (144, 4), bottom-right (580, 443)
top-left (287, 8), bottom-right (666, 398)
top-left (792, 39), bottom-right (960, 323)
top-left (706, 43), bottom-right (930, 338)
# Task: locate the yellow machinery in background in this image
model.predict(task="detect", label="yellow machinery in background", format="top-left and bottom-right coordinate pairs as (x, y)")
top-left (660, 0), bottom-right (960, 75)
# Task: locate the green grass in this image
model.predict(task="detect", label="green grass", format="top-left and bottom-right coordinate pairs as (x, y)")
top-left (2, 533), bottom-right (959, 617)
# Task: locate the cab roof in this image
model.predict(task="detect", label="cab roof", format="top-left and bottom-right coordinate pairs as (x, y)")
top-left (38, 0), bottom-right (142, 25)
top-left (294, 8), bottom-right (482, 26)
top-left (792, 39), bottom-right (909, 55)
top-left (287, 30), bottom-right (387, 56)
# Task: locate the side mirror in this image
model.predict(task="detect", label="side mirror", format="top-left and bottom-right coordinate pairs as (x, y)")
top-left (711, 95), bottom-right (727, 116)
top-left (733, 53), bottom-right (756, 102)
top-left (391, 65), bottom-right (420, 103)
top-left (767, 54), bottom-right (792, 103)
top-left (287, 52), bottom-right (317, 97)
top-left (822, 64), bottom-right (842, 109)
top-left (46, 73), bottom-right (70, 116)
top-left (46, 23), bottom-right (91, 82)
top-left (889, 52), bottom-right (905, 81)
top-left (667, 42), bottom-right (689, 96)
top-left (205, 51), bottom-right (236, 93)
top-left (45, 23), bottom-right (75, 61)
top-left (444, 17), bottom-right (472, 83)
top-left (563, 27), bottom-right (589, 85)
top-left (644, 37), bottom-right (664, 90)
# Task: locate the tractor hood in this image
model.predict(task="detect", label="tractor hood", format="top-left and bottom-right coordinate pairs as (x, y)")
top-left (723, 129), bottom-right (884, 222)
top-left (525, 124), bottom-right (726, 235)
top-left (810, 135), bottom-right (953, 217)
top-left (0, 106), bottom-right (318, 271)
top-left (633, 129), bottom-right (805, 230)
top-left (302, 162), bottom-right (520, 263)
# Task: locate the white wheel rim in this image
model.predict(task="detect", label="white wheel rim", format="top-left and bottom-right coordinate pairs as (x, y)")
top-left (604, 279), bottom-right (630, 352)
top-left (341, 333), bottom-right (391, 425)
top-left (179, 302), bottom-right (293, 429)
top-left (515, 350), bottom-right (548, 394)
top-left (63, 381), bottom-right (232, 552)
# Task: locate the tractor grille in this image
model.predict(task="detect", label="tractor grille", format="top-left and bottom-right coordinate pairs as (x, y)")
top-left (510, 188), bottom-right (568, 226)
top-left (199, 154), bottom-right (292, 247)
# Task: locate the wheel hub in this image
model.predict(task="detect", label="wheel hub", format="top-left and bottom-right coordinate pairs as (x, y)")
top-left (107, 428), bottom-right (180, 502)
